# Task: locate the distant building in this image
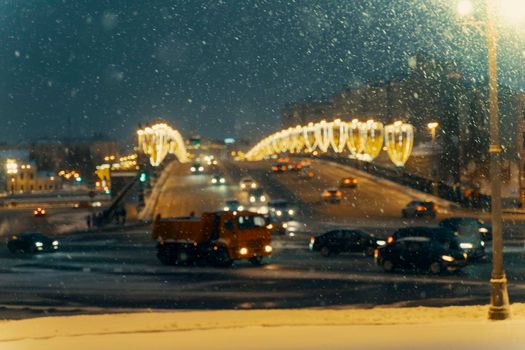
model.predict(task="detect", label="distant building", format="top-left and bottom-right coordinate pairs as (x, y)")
top-left (1, 156), bottom-right (61, 194)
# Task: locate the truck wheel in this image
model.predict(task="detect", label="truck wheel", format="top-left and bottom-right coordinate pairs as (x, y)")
top-left (249, 257), bottom-right (263, 266)
top-left (210, 246), bottom-right (233, 267)
top-left (157, 245), bottom-right (175, 265)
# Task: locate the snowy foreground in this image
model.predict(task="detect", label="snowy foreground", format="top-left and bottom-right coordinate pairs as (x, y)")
top-left (2, 304), bottom-right (525, 350)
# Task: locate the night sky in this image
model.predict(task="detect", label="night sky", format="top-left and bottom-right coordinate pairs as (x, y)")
top-left (0, 0), bottom-right (523, 144)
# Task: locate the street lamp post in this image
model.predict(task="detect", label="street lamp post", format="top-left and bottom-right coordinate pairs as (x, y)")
top-left (484, 0), bottom-right (510, 320)
top-left (457, 0), bottom-right (511, 320)
top-left (427, 122), bottom-right (439, 196)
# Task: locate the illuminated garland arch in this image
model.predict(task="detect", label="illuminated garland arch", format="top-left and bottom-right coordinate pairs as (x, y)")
top-left (137, 122), bottom-right (189, 166)
top-left (244, 119), bottom-right (414, 167)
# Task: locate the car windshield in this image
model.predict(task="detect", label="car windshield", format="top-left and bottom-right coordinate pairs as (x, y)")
top-left (3, 0), bottom-right (523, 347)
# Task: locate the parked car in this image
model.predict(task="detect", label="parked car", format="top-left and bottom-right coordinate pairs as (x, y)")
top-left (438, 217), bottom-right (488, 260)
top-left (401, 200), bottom-right (437, 218)
top-left (309, 229), bottom-right (382, 257)
top-left (339, 177), bottom-right (358, 188)
top-left (190, 163), bottom-right (204, 174)
top-left (375, 236), bottom-right (467, 274)
top-left (240, 177), bottom-right (257, 190)
top-left (223, 199), bottom-right (244, 212)
top-left (322, 188), bottom-right (342, 203)
top-left (7, 233), bottom-right (59, 254)
top-left (33, 207), bottom-right (47, 217)
top-left (439, 217), bottom-right (492, 241)
top-left (210, 174), bottom-right (226, 185)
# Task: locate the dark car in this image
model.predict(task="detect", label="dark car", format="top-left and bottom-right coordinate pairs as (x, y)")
top-left (190, 163), bottom-right (204, 174)
top-left (309, 229), bottom-right (381, 257)
top-left (401, 200), bottom-right (437, 219)
top-left (268, 199), bottom-right (296, 221)
top-left (322, 188), bottom-right (342, 203)
top-left (387, 226), bottom-right (456, 245)
top-left (210, 174), bottom-right (226, 185)
top-left (7, 233), bottom-right (59, 254)
top-left (272, 163), bottom-right (288, 173)
top-left (438, 217), bottom-right (488, 260)
top-left (439, 217), bottom-right (492, 241)
top-left (375, 236), bottom-right (467, 274)
top-left (339, 177), bottom-right (358, 188)
top-left (33, 207), bottom-right (47, 217)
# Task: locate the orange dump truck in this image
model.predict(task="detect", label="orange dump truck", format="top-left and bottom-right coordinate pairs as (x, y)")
top-left (152, 211), bottom-right (272, 266)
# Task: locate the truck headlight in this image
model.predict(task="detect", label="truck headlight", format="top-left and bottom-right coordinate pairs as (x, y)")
top-left (264, 245), bottom-right (272, 253)
top-left (239, 247), bottom-right (248, 255)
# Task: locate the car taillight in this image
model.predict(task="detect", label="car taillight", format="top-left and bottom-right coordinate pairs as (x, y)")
top-left (310, 236), bottom-right (315, 243)
top-left (416, 205), bottom-right (426, 211)
top-left (386, 236), bottom-right (394, 244)
top-left (373, 248), bottom-right (379, 259)
top-left (272, 166), bottom-right (278, 171)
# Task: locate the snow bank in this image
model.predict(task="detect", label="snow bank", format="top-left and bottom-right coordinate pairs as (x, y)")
top-left (2, 304), bottom-right (525, 349)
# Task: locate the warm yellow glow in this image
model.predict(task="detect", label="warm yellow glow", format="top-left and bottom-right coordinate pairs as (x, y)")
top-left (457, 0), bottom-right (474, 17)
top-left (427, 122), bottom-right (439, 130)
top-left (244, 119), bottom-right (412, 166)
top-left (500, 0), bottom-right (525, 23)
top-left (137, 122), bottom-right (188, 166)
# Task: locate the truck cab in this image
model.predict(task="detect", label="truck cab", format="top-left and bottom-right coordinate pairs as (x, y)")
top-left (152, 211), bottom-right (272, 266)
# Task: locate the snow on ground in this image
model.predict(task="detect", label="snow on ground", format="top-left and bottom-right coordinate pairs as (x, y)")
top-left (2, 304), bottom-right (525, 349)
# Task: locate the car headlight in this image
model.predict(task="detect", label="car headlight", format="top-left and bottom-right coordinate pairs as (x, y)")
top-left (276, 210), bottom-right (282, 216)
top-left (212, 178), bottom-right (217, 183)
top-left (264, 245), bottom-right (272, 253)
top-left (479, 227), bottom-right (489, 233)
top-left (260, 196), bottom-right (266, 202)
top-left (241, 184), bottom-right (246, 189)
top-left (191, 167), bottom-right (196, 172)
top-left (52, 240), bottom-right (59, 246)
top-left (250, 196), bottom-right (255, 203)
top-left (251, 183), bottom-right (256, 188)
top-left (220, 178), bottom-right (225, 183)
top-left (460, 242), bottom-right (474, 249)
top-left (239, 247), bottom-right (248, 255)
top-left (282, 223), bottom-right (288, 229)
top-left (198, 166), bottom-right (204, 171)
top-left (441, 255), bottom-right (455, 262)
top-left (34, 242), bottom-right (44, 247)
top-left (376, 240), bottom-right (386, 246)
top-left (223, 206), bottom-right (230, 211)
top-left (481, 241), bottom-right (485, 247)
top-left (288, 209), bottom-right (294, 215)
top-left (266, 224), bottom-right (274, 229)
top-left (238, 205), bottom-right (244, 211)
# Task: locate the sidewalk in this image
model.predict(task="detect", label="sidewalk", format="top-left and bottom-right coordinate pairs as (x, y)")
top-left (2, 304), bottom-right (525, 349)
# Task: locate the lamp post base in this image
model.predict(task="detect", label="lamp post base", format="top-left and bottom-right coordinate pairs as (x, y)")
top-left (488, 276), bottom-right (511, 320)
